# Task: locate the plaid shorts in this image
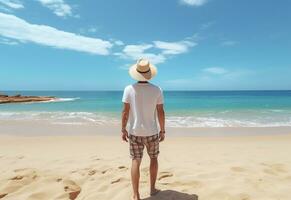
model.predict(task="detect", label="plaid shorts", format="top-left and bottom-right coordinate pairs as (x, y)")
top-left (129, 134), bottom-right (159, 159)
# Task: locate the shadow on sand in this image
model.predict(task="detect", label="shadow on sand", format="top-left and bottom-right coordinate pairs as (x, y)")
top-left (143, 190), bottom-right (198, 200)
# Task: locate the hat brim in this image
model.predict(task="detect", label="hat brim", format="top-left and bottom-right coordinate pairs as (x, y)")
top-left (129, 63), bottom-right (157, 81)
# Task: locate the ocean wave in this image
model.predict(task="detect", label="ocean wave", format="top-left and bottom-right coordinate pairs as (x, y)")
top-left (1, 111), bottom-right (291, 127)
top-left (46, 97), bottom-right (80, 103)
top-left (0, 111), bottom-right (119, 125)
top-left (166, 116), bottom-right (291, 127)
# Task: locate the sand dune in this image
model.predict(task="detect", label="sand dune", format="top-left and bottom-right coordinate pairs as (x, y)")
top-left (0, 131), bottom-right (291, 199)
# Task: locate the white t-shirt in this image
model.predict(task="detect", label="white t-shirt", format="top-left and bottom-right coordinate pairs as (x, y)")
top-left (122, 82), bottom-right (164, 136)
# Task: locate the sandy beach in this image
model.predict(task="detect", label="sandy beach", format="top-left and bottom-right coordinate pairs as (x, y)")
top-left (1, 0), bottom-right (291, 199)
top-left (0, 121), bottom-right (290, 200)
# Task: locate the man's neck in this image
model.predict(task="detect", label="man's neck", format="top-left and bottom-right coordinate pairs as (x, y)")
top-left (137, 81), bottom-right (149, 84)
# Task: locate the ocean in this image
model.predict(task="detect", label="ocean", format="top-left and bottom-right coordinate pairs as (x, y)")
top-left (1, 90), bottom-right (291, 127)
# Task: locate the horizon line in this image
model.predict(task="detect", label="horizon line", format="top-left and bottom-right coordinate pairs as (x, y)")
top-left (1, 89), bottom-right (291, 92)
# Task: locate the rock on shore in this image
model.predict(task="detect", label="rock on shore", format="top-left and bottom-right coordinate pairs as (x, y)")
top-left (0, 93), bottom-right (56, 104)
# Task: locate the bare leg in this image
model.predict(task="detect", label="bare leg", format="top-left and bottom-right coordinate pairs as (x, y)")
top-left (131, 159), bottom-right (141, 200)
top-left (150, 157), bottom-right (159, 195)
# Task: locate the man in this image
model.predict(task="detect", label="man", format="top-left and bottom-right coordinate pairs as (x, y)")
top-left (121, 58), bottom-right (165, 200)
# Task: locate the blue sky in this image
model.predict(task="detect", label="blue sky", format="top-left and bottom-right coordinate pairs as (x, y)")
top-left (0, 0), bottom-right (290, 90)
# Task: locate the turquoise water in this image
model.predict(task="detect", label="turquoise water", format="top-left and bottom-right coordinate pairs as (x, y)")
top-left (1, 90), bottom-right (291, 127)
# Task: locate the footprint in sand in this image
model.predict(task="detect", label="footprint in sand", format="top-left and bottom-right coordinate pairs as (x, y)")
top-left (262, 163), bottom-right (288, 175)
top-left (88, 169), bottom-right (97, 176)
top-left (11, 168), bottom-right (38, 181)
top-left (91, 156), bottom-right (102, 161)
top-left (14, 168), bottom-right (31, 172)
top-left (158, 172), bottom-right (173, 180)
top-left (111, 177), bottom-right (126, 184)
top-left (270, 163), bottom-right (288, 173)
top-left (0, 168), bottom-right (38, 198)
top-left (237, 193), bottom-right (251, 200)
top-left (17, 155), bottom-right (24, 159)
top-left (101, 167), bottom-right (114, 175)
top-left (118, 166), bottom-right (127, 170)
top-left (29, 178), bottom-right (81, 200)
top-left (231, 166), bottom-right (246, 172)
top-left (10, 175), bottom-right (24, 180)
top-left (63, 179), bottom-right (81, 200)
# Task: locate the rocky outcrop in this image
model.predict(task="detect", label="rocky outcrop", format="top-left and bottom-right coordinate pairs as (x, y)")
top-left (0, 93), bottom-right (8, 98)
top-left (0, 93), bottom-right (56, 104)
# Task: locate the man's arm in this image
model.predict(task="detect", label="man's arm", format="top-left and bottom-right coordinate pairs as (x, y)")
top-left (121, 103), bottom-right (130, 142)
top-left (156, 104), bottom-right (165, 142)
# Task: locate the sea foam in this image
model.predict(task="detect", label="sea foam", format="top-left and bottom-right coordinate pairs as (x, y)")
top-left (0, 111), bottom-right (291, 127)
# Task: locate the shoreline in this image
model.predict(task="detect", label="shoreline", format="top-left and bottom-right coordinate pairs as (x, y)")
top-left (1, 110), bottom-right (291, 128)
top-left (0, 120), bottom-right (291, 137)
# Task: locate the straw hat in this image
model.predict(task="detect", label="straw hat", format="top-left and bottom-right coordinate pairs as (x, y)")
top-left (129, 59), bottom-right (157, 81)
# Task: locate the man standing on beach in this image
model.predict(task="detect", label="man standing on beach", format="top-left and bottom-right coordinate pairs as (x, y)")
top-left (121, 58), bottom-right (165, 200)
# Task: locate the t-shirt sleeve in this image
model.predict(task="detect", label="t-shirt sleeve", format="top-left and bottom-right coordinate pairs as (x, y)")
top-left (157, 88), bottom-right (164, 105)
top-left (122, 86), bottom-right (130, 103)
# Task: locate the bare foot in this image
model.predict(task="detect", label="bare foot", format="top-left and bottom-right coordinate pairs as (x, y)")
top-left (150, 188), bottom-right (160, 196)
top-left (132, 194), bottom-right (140, 200)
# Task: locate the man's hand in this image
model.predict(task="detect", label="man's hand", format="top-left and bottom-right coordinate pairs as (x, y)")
top-left (156, 104), bottom-right (165, 142)
top-left (159, 131), bottom-right (165, 142)
top-left (121, 129), bottom-right (129, 142)
top-left (121, 103), bottom-right (130, 142)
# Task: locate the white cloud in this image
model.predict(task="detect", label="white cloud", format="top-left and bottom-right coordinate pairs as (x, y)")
top-left (180, 0), bottom-right (207, 7)
top-left (0, 5), bottom-right (11, 12)
top-left (0, 12), bottom-right (197, 64)
top-left (37, 0), bottom-right (73, 17)
top-left (221, 40), bottom-right (238, 46)
top-left (203, 67), bottom-right (228, 75)
top-left (0, 0), bottom-right (24, 9)
top-left (116, 44), bottom-right (166, 64)
top-left (116, 37), bottom-right (197, 64)
top-left (0, 12), bottom-right (113, 55)
top-left (154, 40), bottom-right (196, 55)
top-left (122, 44), bottom-right (153, 56)
top-left (0, 37), bottom-right (18, 45)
